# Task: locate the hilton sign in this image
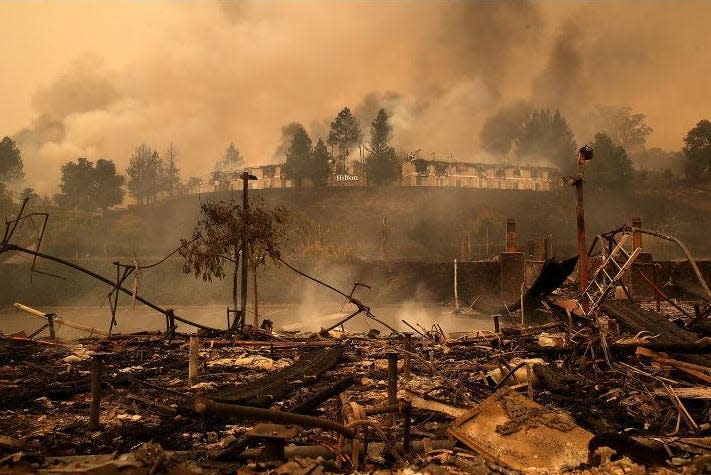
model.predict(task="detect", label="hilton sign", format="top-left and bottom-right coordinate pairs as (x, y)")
top-left (335, 174), bottom-right (360, 181)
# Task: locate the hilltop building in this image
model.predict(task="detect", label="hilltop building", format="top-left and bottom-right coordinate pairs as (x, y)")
top-left (189, 159), bottom-right (557, 193)
top-left (401, 159), bottom-right (556, 191)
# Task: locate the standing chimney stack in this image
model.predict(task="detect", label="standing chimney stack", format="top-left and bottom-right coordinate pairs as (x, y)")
top-left (506, 218), bottom-right (517, 252)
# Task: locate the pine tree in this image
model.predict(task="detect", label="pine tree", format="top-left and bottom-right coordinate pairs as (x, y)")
top-left (365, 109), bottom-right (399, 185)
top-left (311, 138), bottom-right (332, 187)
top-left (327, 107), bottom-right (362, 174)
top-left (283, 125), bottom-right (312, 187)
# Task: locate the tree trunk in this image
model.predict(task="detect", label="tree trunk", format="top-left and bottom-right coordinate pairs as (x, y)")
top-left (252, 264), bottom-right (259, 327)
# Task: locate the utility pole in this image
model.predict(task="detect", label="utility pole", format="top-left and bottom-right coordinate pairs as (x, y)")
top-left (233, 170), bottom-right (257, 331)
top-left (240, 172), bottom-right (250, 329)
top-left (570, 145), bottom-right (593, 293)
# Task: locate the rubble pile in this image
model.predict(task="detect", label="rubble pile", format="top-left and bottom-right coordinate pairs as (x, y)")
top-left (1, 292), bottom-right (710, 474)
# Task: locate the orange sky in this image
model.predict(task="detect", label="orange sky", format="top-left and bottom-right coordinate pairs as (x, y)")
top-left (2, 1), bottom-right (711, 191)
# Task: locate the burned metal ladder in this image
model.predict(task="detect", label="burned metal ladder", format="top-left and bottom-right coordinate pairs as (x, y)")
top-left (575, 233), bottom-right (641, 316)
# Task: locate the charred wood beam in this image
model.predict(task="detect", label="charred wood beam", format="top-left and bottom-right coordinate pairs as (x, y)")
top-left (208, 347), bottom-right (343, 407)
top-left (288, 375), bottom-right (354, 414)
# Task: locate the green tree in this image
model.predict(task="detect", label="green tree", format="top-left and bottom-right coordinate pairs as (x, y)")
top-left (283, 125), bottom-right (312, 187)
top-left (0, 136), bottom-right (23, 182)
top-left (311, 138), bottom-right (332, 187)
top-left (164, 143), bottom-right (181, 196)
top-left (93, 159), bottom-right (125, 210)
top-left (586, 132), bottom-right (635, 189)
top-left (517, 109), bottom-right (577, 173)
top-left (365, 109), bottom-right (399, 185)
top-left (55, 157), bottom-right (95, 210)
top-left (682, 120), bottom-right (711, 182)
top-left (56, 157), bottom-right (125, 211)
top-left (327, 107), bottom-right (362, 174)
top-left (126, 145), bottom-right (163, 206)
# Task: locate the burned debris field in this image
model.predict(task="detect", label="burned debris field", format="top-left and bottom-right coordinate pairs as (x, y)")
top-left (3, 1), bottom-right (711, 474)
top-left (2, 197), bottom-right (711, 474)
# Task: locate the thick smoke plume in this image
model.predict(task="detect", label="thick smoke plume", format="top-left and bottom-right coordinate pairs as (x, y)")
top-left (2, 1), bottom-right (711, 192)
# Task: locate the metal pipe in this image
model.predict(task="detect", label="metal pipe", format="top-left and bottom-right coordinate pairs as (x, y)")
top-left (194, 398), bottom-right (356, 437)
top-left (635, 269), bottom-right (694, 319)
top-left (629, 227), bottom-right (711, 301)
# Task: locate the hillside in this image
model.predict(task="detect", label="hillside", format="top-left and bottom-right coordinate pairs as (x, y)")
top-left (117, 184), bottom-right (710, 261)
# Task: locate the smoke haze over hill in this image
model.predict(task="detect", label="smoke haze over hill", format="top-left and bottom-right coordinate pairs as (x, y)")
top-left (1, 1), bottom-right (710, 192)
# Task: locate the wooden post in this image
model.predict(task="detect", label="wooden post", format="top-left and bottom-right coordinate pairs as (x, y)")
top-left (89, 354), bottom-right (106, 431)
top-left (385, 351), bottom-right (398, 426)
top-left (493, 314), bottom-right (501, 333)
top-left (402, 333), bottom-right (413, 381)
top-left (189, 335), bottom-right (200, 386)
top-left (47, 314), bottom-right (55, 340)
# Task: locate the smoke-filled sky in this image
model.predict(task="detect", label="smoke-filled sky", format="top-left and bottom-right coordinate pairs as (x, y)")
top-left (1, 1), bottom-right (710, 192)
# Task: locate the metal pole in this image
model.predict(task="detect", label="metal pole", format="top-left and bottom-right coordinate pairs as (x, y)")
top-left (241, 171), bottom-right (249, 329)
